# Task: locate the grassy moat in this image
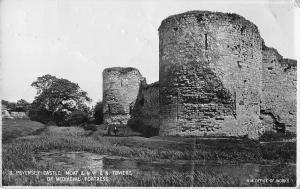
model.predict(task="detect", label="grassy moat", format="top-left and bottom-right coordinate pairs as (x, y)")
top-left (2, 119), bottom-right (296, 187)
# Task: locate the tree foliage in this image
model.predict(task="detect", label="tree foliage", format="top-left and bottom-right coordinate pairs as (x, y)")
top-left (68, 111), bottom-right (89, 126)
top-left (16, 99), bottom-right (31, 112)
top-left (1, 100), bottom-right (16, 111)
top-left (30, 74), bottom-right (91, 124)
top-left (93, 101), bottom-right (104, 124)
top-left (2, 99), bottom-right (30, 112)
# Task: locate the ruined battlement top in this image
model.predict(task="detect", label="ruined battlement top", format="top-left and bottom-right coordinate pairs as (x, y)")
top-left (158, 10), bottom-right (260, 34)
top-left (262, 44), bottom-right (297, 68)
top-left (103, 67), bottom-right (141, 75)
top-left (142, 81), bottom-right (159, 89)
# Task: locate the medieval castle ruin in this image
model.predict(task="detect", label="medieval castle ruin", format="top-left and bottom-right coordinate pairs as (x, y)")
top-left (103, 11), bottom-right (297, 139)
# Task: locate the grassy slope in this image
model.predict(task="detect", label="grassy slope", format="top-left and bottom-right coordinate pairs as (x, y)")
top-left (2, 119), bottom-right (46, 143)
top-left (1, 120), bottom-right (297, 186)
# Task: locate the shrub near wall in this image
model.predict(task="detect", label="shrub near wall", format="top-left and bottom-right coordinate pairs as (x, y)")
top-left (67, 111), bottom-right (89, 126)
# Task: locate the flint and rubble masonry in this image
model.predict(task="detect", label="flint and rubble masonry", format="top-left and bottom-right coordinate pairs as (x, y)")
top-left (102, 11), bottom-right (297, 138)
top-left (103, 67), bottom-right (144, 125)
top-left (260, 45), bottom-right (297, 133)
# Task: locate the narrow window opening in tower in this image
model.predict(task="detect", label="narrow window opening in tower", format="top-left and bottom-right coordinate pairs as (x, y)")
top-left (176, 90), bottom-right (180, 120)
top-left (233, 91), bottom-right (237, 118)
top-left (121, 80), bottom-right (123, 87)
top-left (205, 33), bottom-right (208, 50)
top-left (108, 104), bottom-right (111, 114)
top-left (240, 26), bottom-right (246, 34)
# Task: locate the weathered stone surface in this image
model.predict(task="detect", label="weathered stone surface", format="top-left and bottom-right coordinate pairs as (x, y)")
top-left (159, 11), bottom-right (263, 138)
top-left (261, 44), bottom-right (297, 133)
top-left (2, 110), bottom-right (13, 119)
top-left (103, 67), bottom-right (144, 125)
top-left (2, 105), bottom-right (14, 119)
top-left (129, 81), bottom-right (160, 136)
top-left (10, 112), bottom-right (29, 119)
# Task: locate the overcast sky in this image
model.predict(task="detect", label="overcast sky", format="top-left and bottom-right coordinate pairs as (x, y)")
top-left (1, 0), bottom-right (298, 106)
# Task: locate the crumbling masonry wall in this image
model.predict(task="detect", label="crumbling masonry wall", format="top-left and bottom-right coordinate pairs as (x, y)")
top-left (129, 82), bottom-right (160, 136)
top-left (103, 67), bottom-right (144, 125)
top-left (159, 11), bottom-right (263, 137)
top-left (261, 45), bottom-right (297, 132)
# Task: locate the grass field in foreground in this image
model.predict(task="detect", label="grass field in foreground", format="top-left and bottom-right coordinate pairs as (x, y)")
top-left (2, 119), bottom-right (296, 186)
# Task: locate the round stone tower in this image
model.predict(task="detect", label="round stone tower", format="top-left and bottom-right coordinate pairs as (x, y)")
top-left (158, 11), bottom-right (263, 138)
top-left (103, 67), bottom-right (143, 125)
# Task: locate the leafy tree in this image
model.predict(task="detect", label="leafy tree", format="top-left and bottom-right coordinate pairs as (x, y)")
top-left (1, 100), bottom-right (16, 111)
top-left (31, 74), bottom-right (57, 95)
top-left (68, 111), bottom-right (89, 126)
top-left (1, 100), bottom-right (9, 107)
top-left (93, 101), bottom-right (104, 124)
top-left (30, 74), bottom-right (92, 124)
top-left (2, 99), bottom-right (31, 112)
top-left (16, 99), bottom-right (31, 112)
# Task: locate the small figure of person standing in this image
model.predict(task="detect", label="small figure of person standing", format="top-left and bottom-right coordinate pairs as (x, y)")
top-left (113, 126), bottom-right (118, 136)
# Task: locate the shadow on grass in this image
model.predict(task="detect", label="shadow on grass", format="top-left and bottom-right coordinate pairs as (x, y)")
top-left (259, 130), bottom-right (296, 142)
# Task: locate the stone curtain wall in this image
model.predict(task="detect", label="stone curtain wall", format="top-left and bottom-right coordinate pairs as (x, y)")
top-left (129, 82), bottom-right (160, 136)
top-left (261, 45), bottom-right (297, 132)
top-left (103, 67), bottom-right (144, 125)
top-left (158, 11), bottom-right (263, 138)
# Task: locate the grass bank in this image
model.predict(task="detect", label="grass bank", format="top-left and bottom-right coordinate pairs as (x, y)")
top-left (2, 119), bottom-right (45, 143)
top-left (2, 120), bottom-right (296, 186)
